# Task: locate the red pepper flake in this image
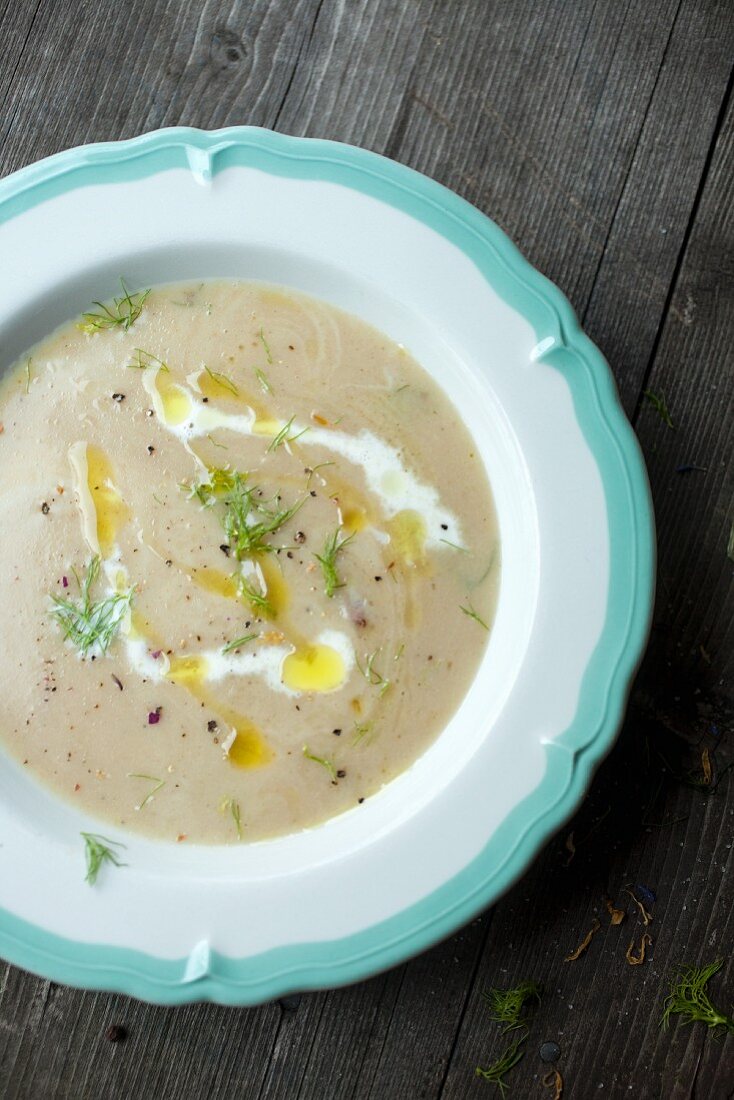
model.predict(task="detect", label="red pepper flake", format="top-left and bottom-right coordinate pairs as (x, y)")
top-left (62, 576), bottom-right (69, 588)
top-left (148, 707), bottom-right (162, 725)
top-left (176, 833), bottom-right (187, 842)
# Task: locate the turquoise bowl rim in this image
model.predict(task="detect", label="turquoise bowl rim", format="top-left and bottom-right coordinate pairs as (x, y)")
top-left (0, 127), bottom-right (655, 1004)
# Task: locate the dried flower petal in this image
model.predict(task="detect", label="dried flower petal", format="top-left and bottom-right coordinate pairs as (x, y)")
top-left (701, 747), bottom-right (712, 786)
top-left (542, 1069), bottom-right (564, 1099)
top-left (148, 707), bottom-right (162, 725)
top-left (626, 933), bottom-right (652, 966)
top-left (625, 887), bottom-right (653, 926)
top-left (605, 897), bottom-right (626, 925)
top-left (564, 918), bottom-right (601, 962)
top-left (62, 576), bottom-right (69, 589)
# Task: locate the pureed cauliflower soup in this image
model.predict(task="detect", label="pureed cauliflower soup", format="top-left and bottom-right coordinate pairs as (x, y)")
top-left (0, 280), bottom-right (499, 844)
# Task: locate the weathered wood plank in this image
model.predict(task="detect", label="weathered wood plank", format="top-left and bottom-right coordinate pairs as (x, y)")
top-left (438, 91), bottom-right (734, 1100)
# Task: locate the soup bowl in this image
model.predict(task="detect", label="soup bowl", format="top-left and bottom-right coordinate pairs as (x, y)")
top-left (0, 128), bottom-right (654, 1004)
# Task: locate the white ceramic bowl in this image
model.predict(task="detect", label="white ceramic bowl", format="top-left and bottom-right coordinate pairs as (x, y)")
top-left (0, 128), bottom-right (654, 1003)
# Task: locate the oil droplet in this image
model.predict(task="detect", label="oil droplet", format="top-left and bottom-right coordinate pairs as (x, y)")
top-left (227, 724), bottom-right (272, 768)
top-left (252, 416), bottom-right (282, 437)
top-left (168, 654), bottom-right (209, 689)
top-left (340, 505), bottom-right (369, 535)
top-left (387, 509), bottom-right (428, 568)
top-left (258, 557), bottom-right (290, 618)
top-left (197, 369), bottom-right (243, 403)
top-left (86, 445), bottom-right (130, 557)
top-left (157, 374), bottom-right (193, 426)
top-left (282, 644), bottom-right (346, 693)
top-left (189, 566), bottom-right (240, 601)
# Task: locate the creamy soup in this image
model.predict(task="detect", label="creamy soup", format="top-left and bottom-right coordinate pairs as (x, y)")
top-left (0, 280), bottom-right (499, 844)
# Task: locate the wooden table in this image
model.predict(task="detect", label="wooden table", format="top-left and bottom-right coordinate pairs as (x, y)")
top-left (1, 2), bottom-right (732, 1097)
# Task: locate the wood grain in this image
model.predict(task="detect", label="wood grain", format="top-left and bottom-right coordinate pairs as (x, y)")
top-left (0, 0), bottom-right (732, 1097)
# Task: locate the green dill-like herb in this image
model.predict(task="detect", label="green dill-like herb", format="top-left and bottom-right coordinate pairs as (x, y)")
top-left (475, 1035), bottom-right (526, 1096)
top-left (392, 383), bottom-right (410, 395)
top-left (50, 557), bottom-right (132, 656)
top-left (440, 537), bottom-right (469, 553)
top-left (238, 575), bottom-right (274, 617)
top-left (267, 415), bottom-right (309, 452)
top-left (127, 348), bottom-right (169, 372)
top-left (259, 327), bottom-right (273, 364)
top-left (206, 432), bottom-right (228, 450)
top-left (482, 981), bottom-right (542, 1032)
top-left (460, 600), bottom-right (489, 631)
top-left (357, 650), bottom-right (391, 697)
top-left (79, 279), bottom-right (150, 334)
top-left (220, 795), bottom-right (243, 839)
top-left (81, 832), bottom-right (126, 885)
top-left (315, 526), bottom-right (355, 598)
top-left (221, 633), bottom-right (258, 654)
top-left (662, 959), bottom-right (734, 1034)
top-left (352, 720), bottom-right (373, 747)
top-left (306, 461), bottom-right (336, 486)
top-left (254, 367), bottom-right (272, 394)
top-left (644, 389), bottom-right (675, 429)
top-left (24, 358), bottom-right (32, 394)
top-left (183, 468), bottom-right (304, 558)
top-left (128, 773), bottom-right (165, 810)
top-left (303, 744), bottom-right (337, 782)
top-left (395, 643), bottom-right (405, 660)
top-left (204, 365), bottom-right (238, 396)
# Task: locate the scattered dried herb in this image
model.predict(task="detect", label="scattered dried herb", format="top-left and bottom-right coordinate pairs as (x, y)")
top-left (644, 390), bottom-right (674, 429)
top-left (220, 795), bottom-right (243, 839)
top-left (111, 674), bottom-right (124, 691)
top-left (605, 897), bottom-right (626, 925)
top-left (254, 366), bottom-right (272, 393)
top-left (460, 600), bottom-right (489, 630)
top-left (357, 650), bottom-right (391, 697)
top-left (81, 832), bottom-right (126, 885)
top-left (624, 887), bottom-right (653, 926)
top-left (221, 633), bottom-right (258, 654)
top-left (626, 933), bottom-right (652, 966)
top-left (267, 415), bottom-right (309, 452)
top-left (238, 575), bottom-right (274, 617)
top-left (475, 1035), bottom-right (526, 1096)
top-left (662, 959), bottom-right (734, 1034)
top-left (302, 744), bottom-right (338, 782)
top-left (259, 327), bottom-right (273, 364)
top-left (564, 917), bottom-right (601, 962)
top-left (204, 365), bottom-right (238, 395)
top-left (127, 348), bottom-right (169, 372)
top-left (542, 1069), bottom-right (563, 1100)
top-left (352, 720), bottom-right (373, 747)
top-left (315, 526), bottom-right (354, 598)
top-left (80, 279), bottom-right (150, 334)
top-left (24, 358), bottom-right (32, 394)
top-left (482, 981), bottom-right (541, 1032)
top-left (128, 773), bottom-right (165, 810)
